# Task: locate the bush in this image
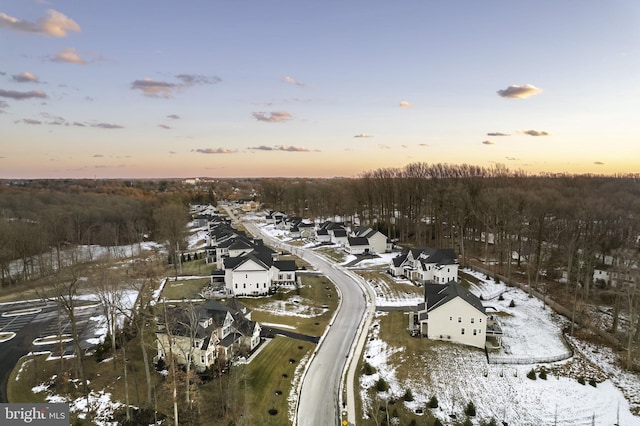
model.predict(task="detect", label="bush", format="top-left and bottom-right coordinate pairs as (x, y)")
top-left (578, 376), bottom-right (586, 385)
top-left (589, 379), bottom-right (597, 387)
top-left (363, 362), bottom-right (376, 375)
top-left (527, 369), bottom-right (536, 380)
top-left (376, 377), bottom-right (389, 392)
top-left (429, 395), bottom-right (439, 408)
top-left (463, 419), bottom-right (473, 426)
top-left (509, 299), bottom-right (516, 307)
top-left (403, 388), bottom-right (414, 402)
top-left (465, 401), bottom-right (476, 417)
top-left (481, 418), bottom-right (498, 426)
top-left (498, 294), bottom-right (504, 301)
top-left (155, 357), bottom-right (166, 372)
top-left (539, 368), bottom-right (547, 380)
top-left (434, 419), bottom-right (443, 426)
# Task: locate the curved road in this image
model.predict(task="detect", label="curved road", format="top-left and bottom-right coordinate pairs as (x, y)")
top-left (243, 221), bottom-right (374, 426)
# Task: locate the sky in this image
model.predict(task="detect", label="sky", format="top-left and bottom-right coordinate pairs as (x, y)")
top-left (1, 1), bottom-right (639, 179)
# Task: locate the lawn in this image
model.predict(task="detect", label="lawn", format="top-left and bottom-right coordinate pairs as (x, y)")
top-left (316, 247), bottom-right (347, 264)
top-left (160, 277), bottom-right (210, 299)
top-left (240, 336), bottom-right (316, 425)
top-left (240, 274), bottom-right (339, 336)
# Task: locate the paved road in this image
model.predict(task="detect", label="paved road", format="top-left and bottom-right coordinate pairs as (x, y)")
top-left (0, 300), bottom-right (103, 403)
top-left (244, 221), bottom-right (374, 426)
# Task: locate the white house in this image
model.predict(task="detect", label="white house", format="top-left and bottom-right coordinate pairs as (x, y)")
top-left (351, 226), bottom-right (391, 253)
top-left (346, 236), bottom-right (371, 255)
top-left (409, 281), bottom-right (493, 349)
top-left (389, 248), bottom-right (458, 284)
top-left (224, 254), bottom-right (271, 296)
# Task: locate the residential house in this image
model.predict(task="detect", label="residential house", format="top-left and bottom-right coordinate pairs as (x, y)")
top-left (408, 280), bottom-right (501, 349)
top-left (389, 247), bottom-right (458, 284)
top-left (346, 236), bottom-right (371, 255)
top-left (155, 299), bottom-right (261, 372)
top-left (351, 226), bottom-right (391, 253)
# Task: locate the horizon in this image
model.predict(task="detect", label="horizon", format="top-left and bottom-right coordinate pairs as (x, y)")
top-left (2, 1), bottom-right (639, 179)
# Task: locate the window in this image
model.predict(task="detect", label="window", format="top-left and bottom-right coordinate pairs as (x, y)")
top-left (246, 274), bottom-right (248, 279)
top-left (479, 318), bottom-right (482, 323)
top-left (235, 284), bottom-right (238, 289)
top-left (201, 355), bottom-right (205, 363)
top-left (461, 328), bottom-right (465, 335)
top-left (458, 317), bottom-right (462, 323)
top-left (449, 316), bottom-right (452, 321)
top-left (473, 329), bottom-right (477, 336)
top-left (243, 283), bottom-right (246, 288)
top-left (471, 318), bottom-right (474, 324)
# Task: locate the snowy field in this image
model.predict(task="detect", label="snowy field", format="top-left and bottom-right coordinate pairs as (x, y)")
top-left (359, 281), bottom-right (640, 426)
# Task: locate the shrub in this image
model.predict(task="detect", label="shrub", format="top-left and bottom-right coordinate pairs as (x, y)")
top-left (463, 419), bottom-right (473, 426)
top-left (578, 376), bottom-right (586, 385)
top-left (509, 299), bottom-right (516, 308)
top-left (403, 388), bottom-right (414, 402)
top-left (589, 379), bottom-right (597, 387)
top-left (465, 401), bottom-right (476, 417)
top-left (376, 377), bottom-right (389, 392)
top-left (363, 362), bottom-right (376, 375)
top-left (155, 357), bottom-right (166, 372)
top-left (434, 419), bottom-right (443, 426)
top-left (392, 408), bottom-right (398, 418)
top-left (481, 418), bottom-right (498, 426)
top-left (429, 395), bottom-right (439, 408)
top-left (498, 294), bottom-right (505, 301)
top-left (527, 369), bottom-right (536, 380)
top-left (409, 420), bottom-right (418, 426)
top-left (539, 368), bottom-right (547, 380)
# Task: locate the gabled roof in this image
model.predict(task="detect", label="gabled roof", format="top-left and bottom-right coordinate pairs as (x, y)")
top-left (423, 281), bottom-right (485, 315)
top-left (224, 253), bottom-right (271, 271)
top-left (392, 253), bottom-right (408, 267)
top-left (348, 236), bottom-right (369, 247)
top-left (273, 260), bottom-right (296, 272)
top-left (332, 229), bottom-right (348, 238)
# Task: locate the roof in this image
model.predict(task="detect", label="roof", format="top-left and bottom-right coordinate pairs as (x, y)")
top-left (348, 236), bottom-right (369, 246)
top-left (423, 281), bottom-right (485, 315)
top-left (224, 253), bottom-right (271, 271)
top-left (332, 229), bottom-right (348, 238)
top-left (392, 253), bottom-right (408, 267)
top-left (273, 260), bottom-right (297, 272)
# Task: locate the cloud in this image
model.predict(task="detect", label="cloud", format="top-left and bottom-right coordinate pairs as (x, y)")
top-left (594, 161), bottom-right (604, 165)
top-left (276, 145), bottom-right (309, 152)
top-left (72, 121), bottom-right (85, 127)
top-left (0, 9), bottom-right (81, 37)
top-left (252, 111), bottom-right (292, 123)
top-left (378, 144), bottom-right (391, 150)
top-left (169, 151), bottom-right (176, 154)
top-left (354, 133), bottom-right (373, 138)
top-left (22, 118), bottom-right (42, 125)
top-left (158, 124), bottom-right (172, 129)
top-left (175, 74), bottom-right (221, 85)
top-left (283, 76), bottom-right (305, 87)
top-left (399, 101), bottom-right (411, 108)
top-left (482, 140), bottom-right (495, 145)
top-left (194, 148), bottom-right (237, 154)
top-left (418, 143), bottom-right (429, 147)
top-left (0, 100), bottom-right (8, 112)
top-left (497, 84), bottom-right (542, 99)
top-left (91, 122), bottom-right (124, 129)
top-left (247, 145), bottom-right (310, 152)
top-left (0, 89), bottom-right (47, 100)
top-left (93, 154), bottom-right (104, 158)
top-left (12, 72), bottom-right (39, 83)
top-left (131, 78), bottom-right (175, 97)
top-left (519, 129), bottom-right (549, 136)
top-left (167, 114), bottom-right (180, 119)
top-left (487, 132), bottom-right (510, 137)
top-left (51, 47), bottom-right (86, 64)
top-left (506, 156), bottom-right (520, 161)
top-left (131, 74), bottom-right (220, 98)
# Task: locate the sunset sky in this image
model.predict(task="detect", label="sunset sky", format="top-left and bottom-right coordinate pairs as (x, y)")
top-left (1, 1), bottom-right (639, 178)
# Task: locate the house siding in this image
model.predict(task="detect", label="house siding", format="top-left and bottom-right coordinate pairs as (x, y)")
top-left (426, 298), bottom-right (486, 349)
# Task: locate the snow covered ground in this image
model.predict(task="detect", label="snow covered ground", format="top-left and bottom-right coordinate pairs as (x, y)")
top-left (359, 277), bottom-right (640, 425)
